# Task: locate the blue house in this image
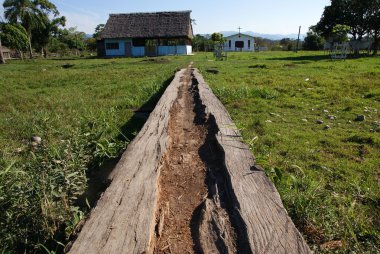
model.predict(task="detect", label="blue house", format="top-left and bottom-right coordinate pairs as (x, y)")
top-left (97, 11), bottom-right (193, 57)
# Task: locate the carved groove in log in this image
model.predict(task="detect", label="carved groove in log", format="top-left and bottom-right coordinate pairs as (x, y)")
top-left (68, 67), bottom-right (311, 254)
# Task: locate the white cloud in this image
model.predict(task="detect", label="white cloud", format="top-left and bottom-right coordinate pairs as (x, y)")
top-left (61, 11), bottom-right (104, 34)
top-left (0, 6), bottom-right (5, 21)
top-left (53, 1), bottom-right (107, 34)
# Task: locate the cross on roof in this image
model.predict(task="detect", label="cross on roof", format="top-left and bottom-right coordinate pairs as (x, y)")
top-left (238, 26), bottom-right (242, 37)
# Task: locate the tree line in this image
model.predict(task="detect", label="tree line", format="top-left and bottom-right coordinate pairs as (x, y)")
top-left (195, 0), bottom-right (379, 54)
top-left (192, 33), bottom-right (318, 52)
top-left (303, 0), bottom-right (379, 54)
top-left (0, 0), bottom-right (99, 63)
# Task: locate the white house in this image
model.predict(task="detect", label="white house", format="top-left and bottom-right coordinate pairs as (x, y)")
top-left (224, 33), bottom-right (255, 52)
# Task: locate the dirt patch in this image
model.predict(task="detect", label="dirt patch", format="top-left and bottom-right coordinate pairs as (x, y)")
top-left (153, 69), bottom-right (242, 253)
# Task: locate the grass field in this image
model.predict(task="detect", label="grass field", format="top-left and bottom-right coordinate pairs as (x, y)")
top-left (0, 56), bottom-right (190, 253)
top-left (195, 51), bottom-right (380, 253)
top-left (0, 52), bottom-right (379, 253)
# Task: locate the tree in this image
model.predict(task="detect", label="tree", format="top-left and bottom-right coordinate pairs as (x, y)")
top-left (303, 26), bottom-right (325, 50)
top-left (211, 32), bottom-right (225, 43)
top-left (331, 24), bottom-right (350, 42)
top-left (86, 37), bottom-right (97, 52)
top-left (367, 0), bottom-right (380, 55)
top-left (32, 15), bottom-right (66, 57)
top-left (316, 0), bottom-right (379, 42)
top-left (279, 38), bottom-right (296, 51)
top-left (192, 34), bottom-right (212, 52)
top-left (93, 24), bottom-right (105, 39)
top-left (47, 37), bottom-right (69, 55)
top-left (0, 23), bottom-right (29, 58)
top-left (58, 27), bottom-right (86, 55)
top-left (3, 0), bottom-right (61, 58)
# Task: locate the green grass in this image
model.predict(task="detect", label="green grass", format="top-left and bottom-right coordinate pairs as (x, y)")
top-left (0, 52), bottom-right (379, 253)
top-left (194, 51), bottom-right (380, 253)
top-left (0, 56), bottom-right (190, 253)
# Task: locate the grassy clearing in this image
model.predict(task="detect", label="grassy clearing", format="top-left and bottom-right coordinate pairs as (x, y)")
top-left (0, 56), bottom-right (189, 253)
top-left (194, 51), bottom-right (380, 253)
top-left (1, 52), bottom-right (379, 253)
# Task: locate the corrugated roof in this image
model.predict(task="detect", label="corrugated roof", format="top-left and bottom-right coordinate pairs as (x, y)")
top-left (100, 11), bottom-right (193, 39)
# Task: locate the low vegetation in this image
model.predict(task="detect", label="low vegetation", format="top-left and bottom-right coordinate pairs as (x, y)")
top-left (195, 51), bottom-right (380, 253)
top-left (0, 56), bottom-right (189, 252)
top-left (0, 52), bottom-right (379, 253)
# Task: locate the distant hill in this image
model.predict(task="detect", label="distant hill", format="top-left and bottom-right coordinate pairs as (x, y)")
top-left (219, 31), bottom-right (305, 40)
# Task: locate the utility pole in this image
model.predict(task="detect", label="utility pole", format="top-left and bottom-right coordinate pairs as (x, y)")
top-left (296, 26), bottom-right (301, 53)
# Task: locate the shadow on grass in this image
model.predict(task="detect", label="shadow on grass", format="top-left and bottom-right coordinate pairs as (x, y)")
top-left (268, 53), bottom-right (377, 62)
top-left (267, 54), bottom-right (332, 62)
top-left (47, 75), bottom-right (175, 253)
top-left (45, 56), bottom-right (98, 61)
top-left (83, 74), bottom-right (174, 206)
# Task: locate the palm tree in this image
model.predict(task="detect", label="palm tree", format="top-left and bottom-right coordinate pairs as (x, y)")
top-left (3, 0), bottom-right (45, 58)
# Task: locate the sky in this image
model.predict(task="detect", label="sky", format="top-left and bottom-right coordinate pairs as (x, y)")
top-left (1, 0), bottom-right (331, 35)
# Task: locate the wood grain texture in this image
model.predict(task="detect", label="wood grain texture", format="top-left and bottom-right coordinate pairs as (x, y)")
top-left (69, 67), bottom-right (311, 254)
top-left (193, 68), bottom-right (311, 254)
top-left (68, 69), bottom-right (186, 254)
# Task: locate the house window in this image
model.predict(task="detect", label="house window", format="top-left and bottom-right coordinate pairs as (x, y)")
top-left (235, 41), bottom-right (244, 48)
top-left (248, 40), bottom-right (251, 48)
top-left (229, 40), bottom-right (231, 48)
top-left (106, 42), bottom-right (119, 50)
top-left (132, 38), bottom-right (146, 47)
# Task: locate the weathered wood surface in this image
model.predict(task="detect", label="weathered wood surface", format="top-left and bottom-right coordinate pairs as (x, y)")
top-left (68, 69), bottom-right (187, 254)
top-left (69, 67), bottom-right (311, 254)
top-left (194, 69), bottom-right (311, 253)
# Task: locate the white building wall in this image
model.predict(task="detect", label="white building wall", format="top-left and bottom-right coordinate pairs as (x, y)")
top-left (186, 45), bottom-right (192, 54)
top-left (157, 45), bottom-right (192, 55)
top-left (224, 34), bottom-right (255, 52)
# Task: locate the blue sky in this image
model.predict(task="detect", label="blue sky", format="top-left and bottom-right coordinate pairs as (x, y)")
top-left (1, 0), bottom-right (330, 35)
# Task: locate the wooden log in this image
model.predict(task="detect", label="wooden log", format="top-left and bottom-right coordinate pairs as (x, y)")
top-left (68, 69), bottom-right (186, 254)
top-left (194, 69), bottom-right (311, 253)
top-left (69, 67), bottom-right (311, 254)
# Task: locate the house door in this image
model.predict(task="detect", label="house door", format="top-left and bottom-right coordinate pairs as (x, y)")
top-left (235, 41), bottom-right (244, 52)
top-left (145, 39), bottom-right (158, 57)
top-left (125, 42), bottom-right (132, 57)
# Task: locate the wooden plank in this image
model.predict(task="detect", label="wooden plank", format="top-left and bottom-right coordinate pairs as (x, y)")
top-left (193, 69), bottom-right (311, 253)
top-left (68, 69), bottom-right (187, 254)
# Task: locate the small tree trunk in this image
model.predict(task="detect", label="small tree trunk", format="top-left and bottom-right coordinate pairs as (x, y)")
top-left (373, 31), bottom-right (379, 56)
top-left (0, 37), bottom-right (5, 64)
top-left (18, 50), bottom-right (24, 60)
top-left (28, 34), bottom-right (33, 59)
